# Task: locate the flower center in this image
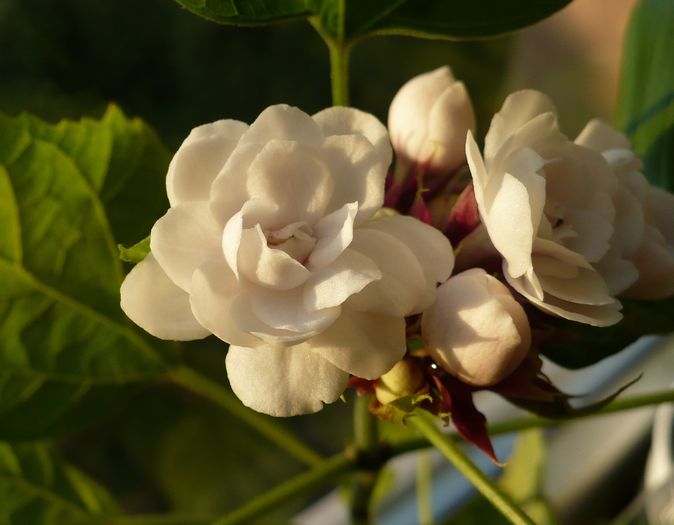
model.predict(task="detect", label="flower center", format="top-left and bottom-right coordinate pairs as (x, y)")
top-left (266, 221), bottom-right (316, 264)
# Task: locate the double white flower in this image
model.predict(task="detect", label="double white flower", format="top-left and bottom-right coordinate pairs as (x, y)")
top-left (466, 91), bottom-right (634, 327)
top-left (120, 104), bottom-right (453, 416)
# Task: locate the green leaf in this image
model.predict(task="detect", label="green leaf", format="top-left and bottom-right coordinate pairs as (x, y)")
top-left (0, 441), bottom-right (120, 524)
top-left (174, 0), bottom-right (310, 25)
top-left (616, 0), bottom-right (674, 191)
top-left (118, 236), bottom-right (151, 264)
top-left (173, 0), bottom-right (572, 43)
top-left (0, 106), bottom-right (176, 440)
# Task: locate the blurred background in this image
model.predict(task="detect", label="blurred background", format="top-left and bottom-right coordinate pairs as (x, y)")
top-left (3, 0), bottom-right (658, 523)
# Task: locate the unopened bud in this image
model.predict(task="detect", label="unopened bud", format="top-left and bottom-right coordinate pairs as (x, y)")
top-left (421, 269), bottom-right (531, 386)
top-left (388, 67), bottom-right (475, 173)
top-left (375, 359), bottom-right (425, 405)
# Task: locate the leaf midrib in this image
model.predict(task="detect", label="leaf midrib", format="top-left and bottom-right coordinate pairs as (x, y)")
top-left (1, 260), bottom-right (166, 383)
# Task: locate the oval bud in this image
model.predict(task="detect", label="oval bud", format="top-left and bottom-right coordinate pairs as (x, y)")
top-left (375, 359), bottom-right (425, 405)
top-left (421, 269), bottom-right (530, 386)
top-left (388, 67), bottom-right (476, 173)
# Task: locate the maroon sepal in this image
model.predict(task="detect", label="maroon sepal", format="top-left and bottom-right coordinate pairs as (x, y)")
top-left (409, 192), bottom-right (432, 225)
top-left (348, 376), bottom-right (376, 395)
top-left (445, 183), bottom-right (480, 245)
top-left (430, 372), bottom-right (500, 464)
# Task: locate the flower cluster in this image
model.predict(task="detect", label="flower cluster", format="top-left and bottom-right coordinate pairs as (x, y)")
top-left (120, 68), bottom-right (674, 424)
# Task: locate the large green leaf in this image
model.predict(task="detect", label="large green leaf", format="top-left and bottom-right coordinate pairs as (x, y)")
top-left (615, 0), bottom-right (674, 191)
top-left (0, 107), bottom-right (176, 439)
top-left (0, 441), bottom-right (119, 524)
top-left (173, 0), bottom-right (572, 43)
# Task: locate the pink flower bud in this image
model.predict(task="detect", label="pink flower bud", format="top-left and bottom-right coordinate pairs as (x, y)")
top-left (421, 269), bottom-right (531, 386)
top-left (388, 67), bottom-right (476, 173)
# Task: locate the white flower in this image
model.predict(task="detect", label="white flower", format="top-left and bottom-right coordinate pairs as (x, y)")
top-left (577, 120), bottom-right (674, 299)
top-left (465, 90), bottom-right (625, 327)
top-left (421, 269), bottom-right (530, 386)
top-left (120, 104), bottom-right (454, 416)
top-left (388, 66), bottom-right (475, 172)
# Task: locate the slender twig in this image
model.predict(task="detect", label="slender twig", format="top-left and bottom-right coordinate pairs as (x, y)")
top-left (389, 388), bottom-right (674, 457)
top-left (167, 366), bottom-right (323, 467)
top-left (350, 394), bottom-right (381, 525)
top-left (213, 453), bottom-right (353, 525)
top-left (107, 515), bottom-right (213, 525)
top-left (416, 451), bottom-right (434, 525)
top-left (408, 411), bottom-right (536, 525)
top-left (329, 41), bottom-right (351, 106)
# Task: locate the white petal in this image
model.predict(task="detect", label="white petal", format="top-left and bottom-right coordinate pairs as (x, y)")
top-left (538, 267), bottom-right (615, 306)
top-left (304, 248), bottom-right (382, 310)
top-left (246, 140), bottom-right (334, 226)
top-left (485, 90), bottom-right (557, 161)
top-left (308, 202), bottom-right (358, 269)
top-left (304, 307), bottom-right (406, 379)
top-left (465, 131), bottom-right (489, 210)
top-left (320, 135), bottom-right (385, 224)
top-left (238, 225), bottom-right (311, 290)
top-left (507, 272), bottom-right (622, 327)
top-left (575, 119), bottom-right (630, 152)
top-left (313, 106), bottom-right (392, 172)
top-left (362, 214), bottom-right (454, 311)
top-left (121, 254), bottom-right (209, 341)
top-left (625, 231), bottom-right (674, 299)
top-left (347, 228), bottom-right (426, 316)
top-left (650, 186), bottom-right (674, 245)
top-left (486, 170), bottom-right (541, 278)
top-left (167, 120), bottom-right (248, 206)
top-left (250, 285), bottom-right (341, 333)
top-left (209, 143), bottom-right (261, 226)
top-left (427, 81), bottom-right (476, 170)
top-left (150, 203), bottom-right (223, 291)
top-left (561, 208), bottom-right (614, 263)
top-left (240, 104), bottom-right (323, 147)
top-left (594, 251), bottom-right (639, 296)
top-left (189, 257), bottom-right (261, 347)
top-left (225, 344), bottom-right (348, 416)
top-left (229, 293), bottom-right (318, 345)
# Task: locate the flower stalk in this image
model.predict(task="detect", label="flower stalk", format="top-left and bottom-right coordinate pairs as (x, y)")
top-left (350, 394), bottom-right (382, 525)
top-left (408, 410), bottom-right (536, 525)
top-left (329, 41), bottom-right (351, 106)
top-left (167, 366), bottom-right (323, 467)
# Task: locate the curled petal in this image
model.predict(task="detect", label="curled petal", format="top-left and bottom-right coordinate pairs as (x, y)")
top-left (246, 140), bottom-right (334, 226)
top-left (226, 344), bottom-right (348, 417)
top-left (308, 202), bottom-right (358, 269)
top-left (151, 202), bottom-right (222, 291)
top-left (363, 214), bottom-right (454, 311)
top-left (121, 254), bottom-right (209, 341)
top-left (313, 106), bottom-right (392, 173)
top-left (575, 119), bottom-right (630, 152)
top-left (189, 258), bottom-right (261, 347)
top-left (485, 90), bottom-right (557, 161)
top-left (347, 228), bottom-right (426, 316)
top-left (167, 119), bottom-right (248, 206)
top-left (304, 306), bottom-right (406, 380)
top-left (238, 225), bottom-right (310, 290)
top-left (320, 135), bottom-right (385, 224)
top-left (240, 104), bottom-right (323, 147)
top-left (304, 248), bottom-right (382, 310)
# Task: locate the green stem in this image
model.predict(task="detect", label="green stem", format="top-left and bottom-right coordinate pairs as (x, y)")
top-left (167, 366), bottom-right (323, 467)
top-left (408, 411), bottom-right (535, 525)
top-left (213, 453), bottom-right (353, 525)
top-left (416, 451), bottom-right (434, 525)
top-left (329, 42), bottom-right (351, 106)
top-left (390, 387), bottom-right (674, 457)
top-left (107, 515), bottom-right (212, 525)
top-left (350, 394), bottom-right (381, 525)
